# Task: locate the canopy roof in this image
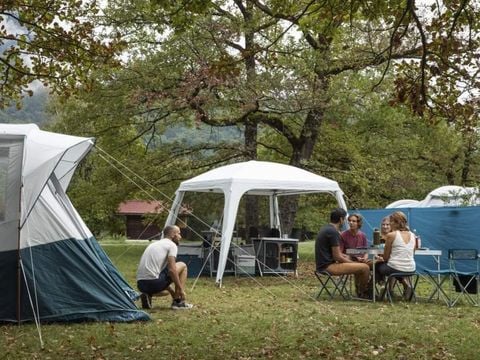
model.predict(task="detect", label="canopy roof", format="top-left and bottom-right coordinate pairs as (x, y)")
top-left (178, 160), bottom-right (344, 196)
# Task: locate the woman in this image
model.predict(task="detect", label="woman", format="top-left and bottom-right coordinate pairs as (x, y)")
top-left (375, 211), bottom-right (416, 298)
top-left (380, 216), bottom-right (391, 243)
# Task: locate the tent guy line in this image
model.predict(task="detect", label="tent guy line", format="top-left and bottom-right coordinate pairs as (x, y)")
top-left (20, 256), bottom-right (44, 348)
top-left (94, 146), bottom-right (335, 310)
top-left (95, 149), bottom-right (166, 242)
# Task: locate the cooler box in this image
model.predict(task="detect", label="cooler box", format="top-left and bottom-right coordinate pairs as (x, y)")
top-left (177, 254), bottom-right (204, 278)
top-left (177, 244), bottom-right (204, 278)
top-left (235, 255), bottom-right (256, 276)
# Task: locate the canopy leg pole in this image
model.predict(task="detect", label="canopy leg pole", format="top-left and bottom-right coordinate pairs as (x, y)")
top-left (190, 246), bottom-right (214, 292)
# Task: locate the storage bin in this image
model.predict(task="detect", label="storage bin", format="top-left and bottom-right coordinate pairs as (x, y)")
top-left (177, 254), bottom-right (204, 278)
top-left (235, 255), bottom-right (256, 276)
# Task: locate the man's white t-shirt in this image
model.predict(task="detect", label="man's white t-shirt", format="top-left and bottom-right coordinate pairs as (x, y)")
top-left (136, 238), bottom-right (178, 280)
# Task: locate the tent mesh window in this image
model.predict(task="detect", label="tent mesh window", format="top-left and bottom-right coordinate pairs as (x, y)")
top-left (0, 147), bottom-right (9, 221)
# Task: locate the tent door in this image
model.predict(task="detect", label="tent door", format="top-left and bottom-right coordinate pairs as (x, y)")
top-left (0, 137), bottom-right (24, 251)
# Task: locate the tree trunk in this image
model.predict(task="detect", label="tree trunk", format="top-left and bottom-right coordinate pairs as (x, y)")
top-left (244, 122), bottom-right (259, 240)
top-left (242, 1), bottom-right (259, 241)
top-left (280, 104), bottom-right (327, 235)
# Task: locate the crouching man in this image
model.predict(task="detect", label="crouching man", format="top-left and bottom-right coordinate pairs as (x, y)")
top-left (137, 225), bottom-right (193, 310)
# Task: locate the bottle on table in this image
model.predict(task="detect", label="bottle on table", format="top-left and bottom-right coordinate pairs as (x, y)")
top-left (413, 229), bottom-right (421, 249)
top-left (373, 228), bottom-right (381, 246)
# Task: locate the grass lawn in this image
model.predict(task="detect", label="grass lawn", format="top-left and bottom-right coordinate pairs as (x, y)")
top-left (2, 240), bottom-right (480, 359)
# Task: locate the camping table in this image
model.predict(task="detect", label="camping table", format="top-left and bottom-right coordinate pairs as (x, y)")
top-left (346, 248), bottom-right (442, 302)
top-left (415, 249), bottom-right (442, 272)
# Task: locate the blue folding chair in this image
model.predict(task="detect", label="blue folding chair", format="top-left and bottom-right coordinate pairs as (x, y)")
top-left (425, 249), bottom-right (479, 307)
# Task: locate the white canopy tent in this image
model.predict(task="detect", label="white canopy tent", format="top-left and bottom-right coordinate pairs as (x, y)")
top-left (165, 160), bottom-right (348, 285)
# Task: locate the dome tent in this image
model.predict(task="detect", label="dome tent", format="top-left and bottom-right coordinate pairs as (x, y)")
top-left (386, 185), bottom-right (480, 209)
top-left (418, 185), bottom-right (480, 207)
top-left (386, 199), bottom-right (420, 208)
top-left (165, 160), bottom-right (348, 285)
top-left (0, 124), bottom-right (149, 323)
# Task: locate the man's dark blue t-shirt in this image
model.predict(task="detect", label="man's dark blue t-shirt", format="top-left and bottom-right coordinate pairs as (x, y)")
top-left (315, 224), bottom-right (341, 271)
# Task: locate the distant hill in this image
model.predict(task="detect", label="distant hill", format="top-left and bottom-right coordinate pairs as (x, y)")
top-left (161, 124), bottom-right (243, 146)
top-left (0, 89), bottom-right (243, 146)
top-left (0, 88), bottom-right (49, 125)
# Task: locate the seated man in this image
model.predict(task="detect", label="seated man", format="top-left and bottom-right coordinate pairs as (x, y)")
top-left (136, 225), bottom-right (193, 310)
top-left (315, 208), bottom-right (371, 299)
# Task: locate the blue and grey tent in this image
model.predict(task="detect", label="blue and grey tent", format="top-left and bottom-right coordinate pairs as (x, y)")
top-left (0, 124), bottom-right (149, 323)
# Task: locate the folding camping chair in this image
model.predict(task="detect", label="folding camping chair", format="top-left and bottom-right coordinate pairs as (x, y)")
top-left (447, 249), bottom-right (479, 307)
top-left (426, 249), bottom-right (479, 307)
top-left (314, 271), bottom-right (350, 300)
top-left (377, 271), bottom-right (419, 304)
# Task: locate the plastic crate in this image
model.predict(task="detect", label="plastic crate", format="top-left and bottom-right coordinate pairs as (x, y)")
top-left (235, 255), bottom-right (255, 276)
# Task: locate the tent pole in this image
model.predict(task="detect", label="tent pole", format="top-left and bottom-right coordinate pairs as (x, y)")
top-left (16, 188), bottom-right (22, 323)
top-left (16, 242), bottom-right (21, 323)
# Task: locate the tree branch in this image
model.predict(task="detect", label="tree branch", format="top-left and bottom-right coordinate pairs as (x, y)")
top-left (371, 3), bottom-right (410, 91)
top-left (448, 0), bottom-right (469, 39)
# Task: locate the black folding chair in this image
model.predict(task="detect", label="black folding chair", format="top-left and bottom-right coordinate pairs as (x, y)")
top-left (314, 270), bottom-right (350, 300)
top-left (426, 249), bottom-right (479, 307)
top-left (378, 272), bottom-right (419, 304)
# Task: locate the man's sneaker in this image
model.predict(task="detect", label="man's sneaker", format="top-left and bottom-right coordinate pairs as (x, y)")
top-left (171, 299), bottom-right (193, 310)
top-left (140, 293), bottom-right (152, 309)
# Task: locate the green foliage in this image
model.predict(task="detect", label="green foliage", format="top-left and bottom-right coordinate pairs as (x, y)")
top-left (302, 72), bottom-right (465, 210)
top-left (293, 194), bottom-right (339, 234)
top-left (0, 0), bottom-right (123, 108)
top-left (46, 88), bottom-right (181, 235)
